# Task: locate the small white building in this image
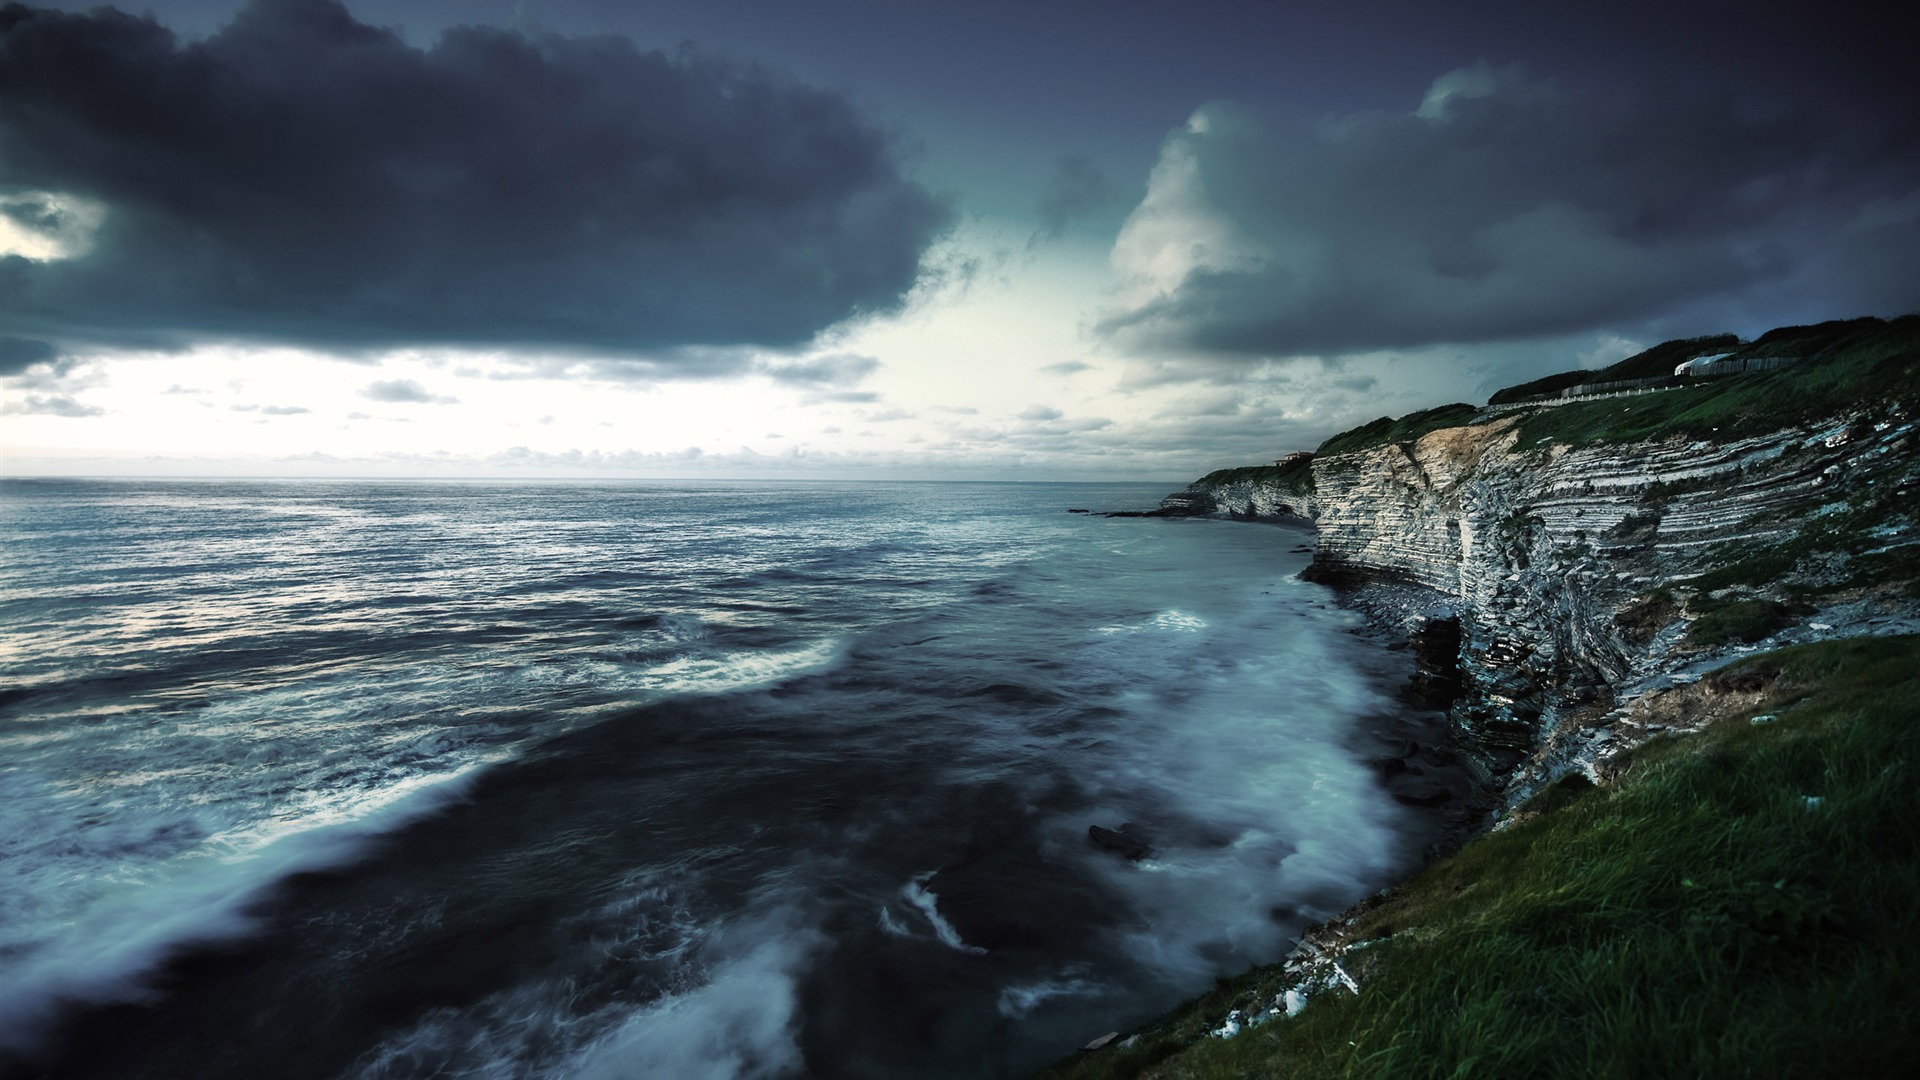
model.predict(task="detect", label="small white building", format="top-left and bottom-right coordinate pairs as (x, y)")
top-left (1674, 352), bottom-right (1737, 376)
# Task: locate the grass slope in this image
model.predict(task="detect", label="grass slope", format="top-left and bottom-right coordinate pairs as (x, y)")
top-left (1038, 635), bottom-right (1920, 1079)
top-left (1481, 318), bottom-right (1905, 409)
top-left (1284, 315), bottom-right (1916, 462)
top-left (1315, 404), bottom-right (1480, 458)
top-left (1595, 332), bottom-right (1743, 381)
top-left (1486, 334), bottom-right (1741, 405)
top-left (1192, 456), bottom-right (1317, 495)
top-left (1507, 316), bottom-right (1919, 449)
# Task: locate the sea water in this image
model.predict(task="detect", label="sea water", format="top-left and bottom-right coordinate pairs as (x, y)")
top-left (0, 479), bottom-right (1426, 1078)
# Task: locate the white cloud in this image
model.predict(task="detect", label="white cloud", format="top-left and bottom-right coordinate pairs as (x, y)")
top-left (0, 190), bottom-right (107, 261)
top-left (1, 393), bottom-right (104, 418)
top-left (363, 379), bottom-right (458, 405)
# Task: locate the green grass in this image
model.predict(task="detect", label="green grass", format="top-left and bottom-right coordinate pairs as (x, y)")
top-left (1037, 636), bottom-right (1920, 1079)
top-left (1193, 455), bottom-right (1317, 495)
top-left (1486, 334), bottom-right (1741, 405)
top-left (1596, 332), bottom-right (1743, 381)
top-left (1726, 317), bottom-right (1893, 363)
top-left (1487, 370), bottom-right (1596, 406)
top-left (1319, 315), bottom-right (1918, 459)
top-left (1317, 404), bottom-right (1481, 457)
top-left (1681, 599), bottom-right (1801, 647)
top-left (1506, 316), bottom-right (1919, 449)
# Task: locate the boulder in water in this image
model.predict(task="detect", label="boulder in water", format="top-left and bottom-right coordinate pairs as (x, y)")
top-left (1388, 779), bottom-right (1453, 807)
top-left (1088, 824), bottom-right (1152, 861)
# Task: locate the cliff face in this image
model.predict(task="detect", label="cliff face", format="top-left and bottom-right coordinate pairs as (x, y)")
top-left (1170, 461), bottom-right (1317, 520)
top-left (1367, 411), bottom-right (1911, 788)
top-left (1199, 404), bottom-right (1920, 794)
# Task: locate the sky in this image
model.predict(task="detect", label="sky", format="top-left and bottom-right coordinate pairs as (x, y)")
top-left (2, 0), bottom-right (1915, 480)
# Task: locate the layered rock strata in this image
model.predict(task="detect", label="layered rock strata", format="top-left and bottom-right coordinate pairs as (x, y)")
top-left (1164, 464), bottom-right (1317, 521)
top-left (1183, 406), bottom-right (1920, 797)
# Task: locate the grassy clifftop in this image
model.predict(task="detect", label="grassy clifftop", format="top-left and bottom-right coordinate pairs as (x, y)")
top-left (1505, 316), bottom-right (1917, 448)
top-left (1039, 635), bottom-right (1920, 1079)
top-left (1313, 403), bottom-right (1480, 458)
top-left (1312, 315), bottom-right (1919, 459)
top-left (1190, 455), bottom-right (1317, 494)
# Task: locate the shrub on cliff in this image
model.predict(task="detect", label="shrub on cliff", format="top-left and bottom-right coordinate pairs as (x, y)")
top-left (1682, 598), bottom-right (1802, 647)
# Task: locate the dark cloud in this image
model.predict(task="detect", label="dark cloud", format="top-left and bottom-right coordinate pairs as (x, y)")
top-left (1016, 404), bottom-right (1062, 421)
top-left (1, 392), bottom-right (100, 416)
top-left (0, 335), bottom-right (54, 374)
top-left (1040, 359), bottom-right (1090, 376)
top-left (0, 0), bottom-right (951, 358)
top-left (1099, 64), bottom-right (1920, 358)
top-left (756, 352), bottom-right (881, 387)
top-left (363, 378), bottom-right (453, 404)
top-left (1031, 154), bottom-right (1114, 244)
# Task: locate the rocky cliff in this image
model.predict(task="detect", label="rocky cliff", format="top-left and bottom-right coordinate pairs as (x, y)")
top-left (1057, 317), bottom-right (1920, 1079)
top-left (1178, 320), bottom-right (1920, 801)
top-left (1309, 408), bottom-right (1917, 793)
top-left (1159, 458), bottom-right (1317, 520)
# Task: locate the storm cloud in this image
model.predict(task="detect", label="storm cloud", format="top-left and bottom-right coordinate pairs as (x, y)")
top-left (1099, 63), bottom-right (1920, 358)
top-left (0, 0), bottom-right (951, 359)
top-left (0, 334), bottom-right (52, 374)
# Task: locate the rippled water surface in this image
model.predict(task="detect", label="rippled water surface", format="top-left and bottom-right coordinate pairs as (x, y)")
top-left (0, 479), bottom-right (1427, 1078)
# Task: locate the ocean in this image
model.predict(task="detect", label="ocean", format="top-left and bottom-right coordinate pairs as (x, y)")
top-left (0, 478), bottom-right (1440, 1079)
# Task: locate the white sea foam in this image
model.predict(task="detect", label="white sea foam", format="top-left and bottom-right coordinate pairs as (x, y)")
top-left (644, 640), bottom-right (842, 698)
top-left (0, 763), bottom-right (488, 1054)
top-left (346, 900), bottom-right (816, 1080)
top-left (565, 923), bottom-right (814, 1080)
top-left (528, 639), bottom-right (842, 703)
top-left (996, 970), bottom-right (1102, 1018)
top-left (902, 873), bottom-right (987, 956)
top-left (877, 903), bottom-right (912, 938)
top-left (1059, 580), bottom-right (1409, 986)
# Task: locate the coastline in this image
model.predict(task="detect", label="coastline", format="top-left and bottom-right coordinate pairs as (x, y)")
top-left (1041, 318), bottom-right (1920, 1075)
top-left (1040, 631), bottom-right (1920, 1078)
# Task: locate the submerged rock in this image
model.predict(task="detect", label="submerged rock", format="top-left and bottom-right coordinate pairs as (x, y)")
top-left (1387, 779), bottom-right (1454, 808)
top-left (1087, 824), bottom-right (1152, 861)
